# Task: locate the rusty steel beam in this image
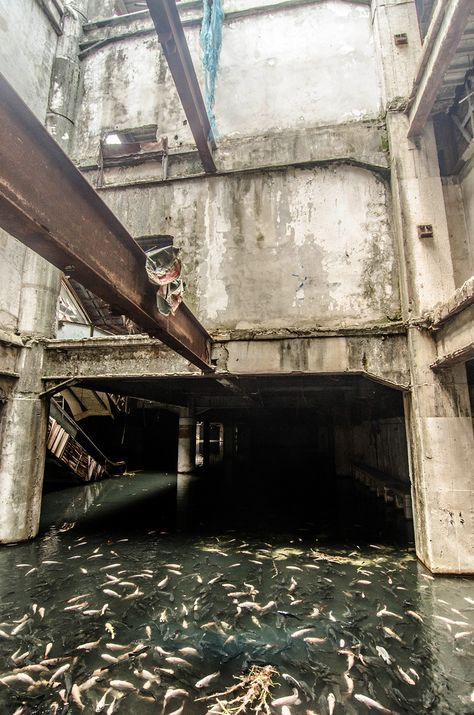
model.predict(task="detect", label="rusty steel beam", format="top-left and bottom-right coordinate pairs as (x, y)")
top-left (146, 0), bottom-right (216, 173)
top-left (0, 73), bottom-right (212, 372)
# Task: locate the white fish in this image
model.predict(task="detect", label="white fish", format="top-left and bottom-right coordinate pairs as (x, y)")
top-left (382, 626), bottom-right (402, 642)
top-left (158, 576), bottom-right (169, 588)
top-left (291, 627), bottom-right (315, 639)
top-left (434, 616), bottom-right (470, 627)
top-left (78, 675), bottom-right (99, 691)
top-left (11, 620), bottom-right (30, 635)
top-left (376, 606), bottom-right (403, 619)
top-left (376, 646), bottom-right (391, 664)
top-left (103, 589), bottom-right (121, 598)
top-left (77, 639), bottom-right (101, 651)
top-left (164, 687), bottom-right (189, 704)
top-left (327, 693), bottom-right (336, 715)
top-left (44, 643), bottom-right (53, 658)
top-left (195, 671), bottom-right (220, 688)
top-left (271, 689), bottom-right (301, 707)
top-left (109, 679), bottom-right (136, 691)
top-left (397, 666), bottom-right (416, 685)
top-left (95, 688), bottom-right (111, 712)
top-left (406, 610), bottom-right (423, 623)
top-left (101, 654), bottom-right (119, 664)
top-left (48, 663), bottom-right (70, 685)
top-left (304, 636), bottom-right (326, 645)
top-left (354, 693), bottom-right (392, 713)
top-left (344, 673), bottom-right (354, 694)
top-left (68, 594), bottom-right (91, 603)
top-left (71, 683), bottom-right (85, 710)
top-left (454, 630), bottom-right (472, 639)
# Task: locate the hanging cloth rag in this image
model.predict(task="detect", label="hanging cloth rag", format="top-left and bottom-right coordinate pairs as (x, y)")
top-left (145, 245), bottom-right (184, 316)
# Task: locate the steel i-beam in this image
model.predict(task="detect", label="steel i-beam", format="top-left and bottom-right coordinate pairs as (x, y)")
top-left (146, 0), bottom-right (217, 173)
top-left (0, 73), bottom-right (212, 372)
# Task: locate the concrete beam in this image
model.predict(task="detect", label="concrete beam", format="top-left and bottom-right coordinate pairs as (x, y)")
top-left (0, 73), bottom-right (212, 372)
top-left (146, 0), bottom-right (216, 173)
top-left (43, 336), bottom-right (198, 380)
top-left (431, 302), bottom-right (474, 370)
top-left (215, 331), bottom-right (409, 389)
top-left (407, 0), bottom-right (473, 138)
top-left (43, 328), bottom-right (409, 388)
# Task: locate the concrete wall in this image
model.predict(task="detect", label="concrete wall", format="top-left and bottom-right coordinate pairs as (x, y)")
top-left (0, 0), bottom-right (59, 121)
top-left (460, 159), bottom-right (474, 281)
top-left (100, 165), bottom-right (400, 330)
top-left (73, 0), bottom-right (381, 163)
top-left (352, 417), bottom-right (410, 482)
top-left (0, 0), bottom-right (61, 335)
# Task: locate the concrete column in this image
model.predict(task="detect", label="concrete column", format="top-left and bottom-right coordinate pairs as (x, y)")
top-left (202, 420), bottom-right (211, 468)
top-left (372, 0), bottom-right (474, 572)
top-left (0, 345), bottom-right (49, 543)
top-left (46, 0), bottom-right (89, 152)
top-left (404, 331), bottom-right (474, 573)
top-left (177, 410), bottom-right (196, 473)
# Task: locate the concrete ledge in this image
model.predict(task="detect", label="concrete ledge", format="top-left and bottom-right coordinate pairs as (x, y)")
top-left (78, 121), bottom-right (389, 188)
top-left (428, 276), bottom-right (474, 328)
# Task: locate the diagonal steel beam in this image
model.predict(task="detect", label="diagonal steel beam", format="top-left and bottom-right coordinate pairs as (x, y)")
top-left (0, 73), bottom-right (212, 372)
top-left (146, 0), bottom-right (217, 173)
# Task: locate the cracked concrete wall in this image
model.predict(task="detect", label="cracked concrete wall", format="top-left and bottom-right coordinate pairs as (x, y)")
top-left (73, 0), bottom-right (382, 163)
top-left (100, 165), bottom-right (400, 330)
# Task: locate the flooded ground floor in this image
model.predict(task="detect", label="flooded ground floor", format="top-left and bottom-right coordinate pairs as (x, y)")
top-left (0, 468), bottom-right (473, 714)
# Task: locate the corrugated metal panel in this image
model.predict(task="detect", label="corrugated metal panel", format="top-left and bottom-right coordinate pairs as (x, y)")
top-left (433, 13), bottom-right (474, 114)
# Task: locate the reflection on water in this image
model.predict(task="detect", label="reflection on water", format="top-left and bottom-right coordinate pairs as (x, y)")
top-left (0, 472), bottom-right (472, 714)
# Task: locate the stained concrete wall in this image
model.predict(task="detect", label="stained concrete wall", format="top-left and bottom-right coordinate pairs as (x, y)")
top-left (100, 165), bottom-right (400, 330)
top-left (0, 0), bottom-right (61, 335)
top-left (73, 0), bottom-right (381, 163)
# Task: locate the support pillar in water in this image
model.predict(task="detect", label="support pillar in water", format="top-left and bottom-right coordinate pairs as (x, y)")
top-left (177, 410), bottom-right (196, 473)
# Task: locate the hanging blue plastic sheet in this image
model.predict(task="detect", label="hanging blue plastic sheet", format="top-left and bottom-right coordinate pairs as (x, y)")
top-left (200, 0), bottom-right (224, 137)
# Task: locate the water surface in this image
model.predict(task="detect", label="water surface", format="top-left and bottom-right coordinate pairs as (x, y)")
top-left (0, 472), bottom-right (472, 714)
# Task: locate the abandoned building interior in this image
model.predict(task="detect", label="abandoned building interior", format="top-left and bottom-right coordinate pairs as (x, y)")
top-left (0, 0), bottom-right (473, 587)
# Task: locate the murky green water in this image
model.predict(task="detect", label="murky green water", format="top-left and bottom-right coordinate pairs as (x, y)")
top-left (0, 472), bottom-right (473, 714)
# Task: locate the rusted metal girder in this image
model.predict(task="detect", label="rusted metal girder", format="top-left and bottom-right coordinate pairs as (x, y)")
top-left (146, 0), bottom-right (217, 173)
top-left (0, 73), bottom-right (212, 372)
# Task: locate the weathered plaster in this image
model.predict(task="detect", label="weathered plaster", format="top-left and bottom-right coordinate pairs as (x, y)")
top-left (73, 0), bottom-right (381, 163)
top-left (97, 165), bottom-right (400, 330)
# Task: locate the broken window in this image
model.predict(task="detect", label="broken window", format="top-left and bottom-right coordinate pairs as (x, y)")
top-left (99, 125), bottom-right (169, 179)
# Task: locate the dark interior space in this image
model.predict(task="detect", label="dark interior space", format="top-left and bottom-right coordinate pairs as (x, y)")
top-left (43, 374), bottom-right (414, 545)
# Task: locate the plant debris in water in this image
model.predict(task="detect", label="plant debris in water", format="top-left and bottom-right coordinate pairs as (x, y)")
top-left (197, 664), bottom-right (277, 714)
